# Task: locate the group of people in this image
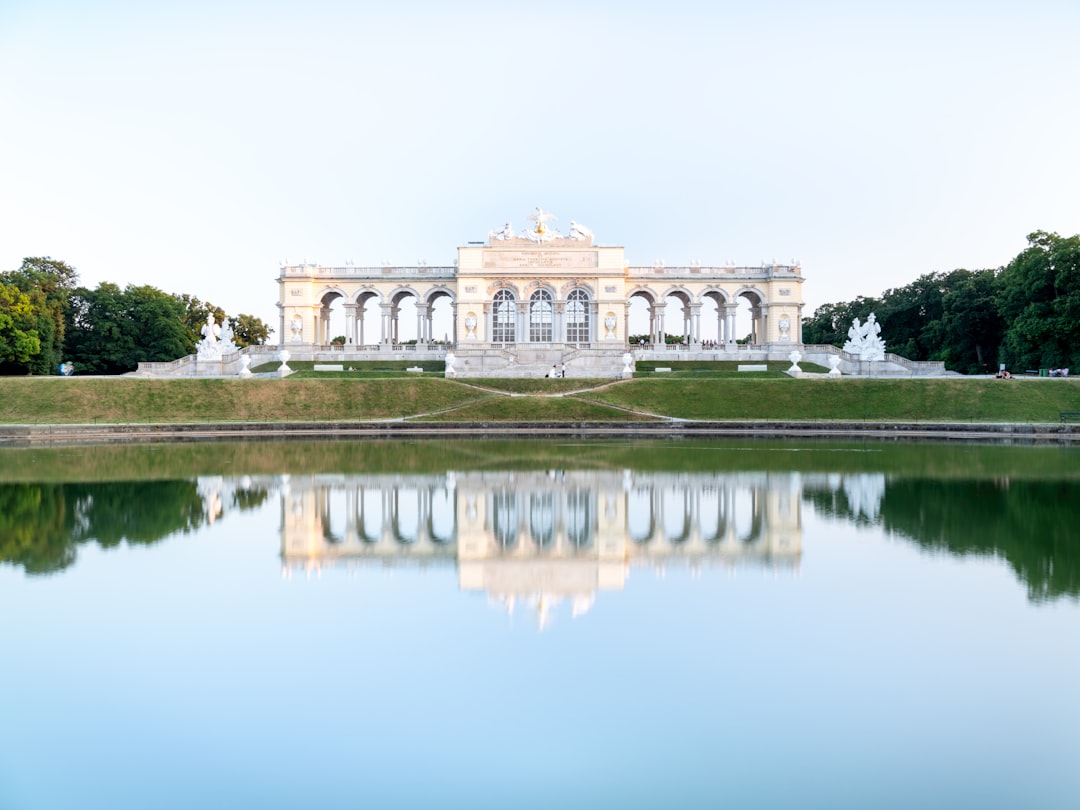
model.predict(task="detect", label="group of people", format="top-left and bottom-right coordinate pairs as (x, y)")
top-left (1048, 368), bottom-right (1070, 377)
top-left (995, 369), bottom-right (1013, 379)
top-left (546, 364), bottom-right (566, 378)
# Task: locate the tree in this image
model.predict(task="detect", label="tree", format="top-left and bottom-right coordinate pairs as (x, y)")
top-left (228, 313), bottom-right (272, 348)
top-left (64, 283), bottom-right (188, 374)
top-left (998, 231), bottom-right (1080, 371)
top-left (0, 282), bottom-right (42, 369)
top-left (924, 269), bottom-right (1006, 373)
top-left (801, 296), bottom-right (880, 346)
top-left (173, 294), bottom-right (226, 355)
top-left (0, 257), bottom-right (78, 374)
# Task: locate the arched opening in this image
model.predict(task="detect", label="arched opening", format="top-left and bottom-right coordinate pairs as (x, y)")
top-left (663, 291), bottom-right (693, 346)
top-left (735, 289), bottom-right (765, 346)
top-left (565, 289), bottom-right (591, 344)
top-left (701, 290), bottom-right (730, 346)
top-left (627, 292), bottom-right (654, 345)
top-left (529, 289), bottom-right (553, 342)
top-left (389, 290), bottom-right (419, 346)
top-left (353, 291), bottom-right (380, 347)
top-left (427, 290), bottom-right (454, 345)
top-left (319, 290), bottom-right (347, 346)
top-left (492, 290), bottom-right (516, 344)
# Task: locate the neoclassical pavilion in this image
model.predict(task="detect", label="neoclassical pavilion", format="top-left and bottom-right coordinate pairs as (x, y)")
top-left (276, 211), bottom-right (804, 375)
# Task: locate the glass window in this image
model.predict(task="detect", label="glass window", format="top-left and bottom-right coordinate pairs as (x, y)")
top-left (529, 290), bottom-right (553, 342)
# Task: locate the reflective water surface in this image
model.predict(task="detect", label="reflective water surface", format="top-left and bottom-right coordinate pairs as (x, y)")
top-left (1, 440), bottom-right (1078, 809)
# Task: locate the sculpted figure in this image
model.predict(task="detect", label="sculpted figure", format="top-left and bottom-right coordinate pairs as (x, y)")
top-left (219, 319), bottom-right (238, 354)
top-left (843, 313), bottom-right (886, 362)
top-left (197, 314), bottom-right (223, 361)
top-left (490, 222), bottom-right (514, 241)
top-left (201, 314), bottom-right (221, 342)
top-left (568, 221), bottom-right (594, 242)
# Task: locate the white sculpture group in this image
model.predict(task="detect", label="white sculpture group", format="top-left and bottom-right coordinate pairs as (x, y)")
top-left (196, 314), bottom-right (238, 362)
top-left (843, 313), bottom-right (887, 362)
top-left (488, 209), bottom-right (594, 245)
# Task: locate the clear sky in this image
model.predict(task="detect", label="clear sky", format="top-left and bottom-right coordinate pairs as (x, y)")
top-left (2, 0), bottom-right (1078, 341)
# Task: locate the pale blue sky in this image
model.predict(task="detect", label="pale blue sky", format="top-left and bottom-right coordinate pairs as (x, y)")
top-left (2, 0), bottom-right (1078, 338)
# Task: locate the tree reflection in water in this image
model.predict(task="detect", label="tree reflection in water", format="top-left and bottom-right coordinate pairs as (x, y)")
top-left (3, 469), bottom-right (1078, 602)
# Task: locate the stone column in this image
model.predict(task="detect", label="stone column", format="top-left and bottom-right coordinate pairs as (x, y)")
top-left (380, 303), bottom-right (393, 346)
top-left (652, 303), bottom-right (666, 348)
top-left (725, 306), bottom-right (737, 346)
top-left (344, 304), bottom-right (357, 344)
top-left (689, 303), bottom-right (702, 346)
top-left (416, 304), bottom-right (429, 347)
top-left (517, 301), bottom-right (527, 345)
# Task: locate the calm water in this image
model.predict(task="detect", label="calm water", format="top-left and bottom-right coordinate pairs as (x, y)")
top-left (1, 439), bottom-right (1078, 810)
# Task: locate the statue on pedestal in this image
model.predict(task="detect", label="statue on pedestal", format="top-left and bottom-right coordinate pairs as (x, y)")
top-left (843, 313), bottom-right (886, 362)
top-left (196, 315), bottom-right (223, 361)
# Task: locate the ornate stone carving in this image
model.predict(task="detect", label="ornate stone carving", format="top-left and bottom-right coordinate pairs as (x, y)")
top-left (843, 313), bottom-right (886, 362)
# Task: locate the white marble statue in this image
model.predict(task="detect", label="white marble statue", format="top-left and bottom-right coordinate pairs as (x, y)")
top-left (196, 314), bottom-right (222, 361)
top-left (828, 355), bottom-right (843, 376)
top-left (788, 350), bottom-right (802, 373)
top-left (524, 207), bottom-right (561, 242)
top-left (290, 316), bottom-right (303, 343)
top-left (569, 221), bottom-right (594, 242)
top-left (489, 222), bottom-right (514, 241)
top-left (278, 349), bottom-right (292, 377)
top-left (444, 352), bottom-right (456, 378)
top-left (219, 319), bottom-right (239, 355)
top-left (464, 316), bottom-right (477, 338)
top-left (778, 316), bottom-right (791, 340)
top-left (843, 312), bottom-right (886, 362)
top-left (622, 352), bottom-right (634, 376)
top-left (239, 355), bottom-right (252, 377)
top-left (604, 315), bottom-right (616, 338)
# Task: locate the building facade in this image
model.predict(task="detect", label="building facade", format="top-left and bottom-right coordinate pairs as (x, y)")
top-left (276, 211), bottom-right (806, 357)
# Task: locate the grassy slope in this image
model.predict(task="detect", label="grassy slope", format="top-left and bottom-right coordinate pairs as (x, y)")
top-left (577, 378), bottom-right (1080, 422)
top-left (1, 376), bottom-right (1078, 424)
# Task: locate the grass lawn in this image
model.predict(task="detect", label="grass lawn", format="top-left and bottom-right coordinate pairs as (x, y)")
top-left (576, 377), bottom-right (1080, 422)
top-left (0, 375), bottom-right (1077, 424)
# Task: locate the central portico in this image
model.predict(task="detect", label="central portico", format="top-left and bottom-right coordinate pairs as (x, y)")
top-left (276, 209), bottom-right (806, 377)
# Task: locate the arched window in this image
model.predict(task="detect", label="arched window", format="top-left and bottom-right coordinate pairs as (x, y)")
top-left (493, 290), bottom-right (515, 343)
top-left (529, 289), bottom-right (553, 342)
top-left (566, 289), bottom-right (590, 343)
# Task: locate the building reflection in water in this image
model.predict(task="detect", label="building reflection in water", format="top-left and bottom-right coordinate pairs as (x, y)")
top-left (279, 470), bottom-right (804, 627)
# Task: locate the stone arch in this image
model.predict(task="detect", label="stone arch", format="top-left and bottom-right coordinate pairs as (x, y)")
top-left (317, 286), bottom-right (350, 346)
top-left (486, 279), bottom-right (521, 297)
top-left (627, 285), bottom-right (660, 344)
top-left (349, 288), bottom-right (382, 346)
top-left (558, 280), bottom-right (595, 298)
top-left (660, 286), bottom-right (695, 346)
top-left (733, 285), bottom-right (768, 346)
top-left (700, 287), bottom-right (733, 345)
top-left (422, 285), bottom-right (455, 345)
top-left (386, 285), bottom-right (421, 345)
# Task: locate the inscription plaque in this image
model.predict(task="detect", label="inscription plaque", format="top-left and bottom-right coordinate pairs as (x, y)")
top-left (483, 250), bottom-right (598, 270)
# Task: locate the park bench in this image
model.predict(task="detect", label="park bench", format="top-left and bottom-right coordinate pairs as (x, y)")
top-left (1060, 412), bottom-right (1080, 423)
top-left (738, 364), bottom-right (768, 372)
top-left (313, 364), bottom-right (344, 371)
top-left (654, 367), bottom-right (672, 373)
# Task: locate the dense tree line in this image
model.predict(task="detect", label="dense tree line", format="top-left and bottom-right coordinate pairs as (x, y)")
top-left (803, 231), bottom-right (1080, 373)
top-left (0, 257), bottom-right (272, 375)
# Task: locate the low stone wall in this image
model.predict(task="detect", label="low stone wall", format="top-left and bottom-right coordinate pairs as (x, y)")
top-left (3, 420), bottom-right (1078, 446)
